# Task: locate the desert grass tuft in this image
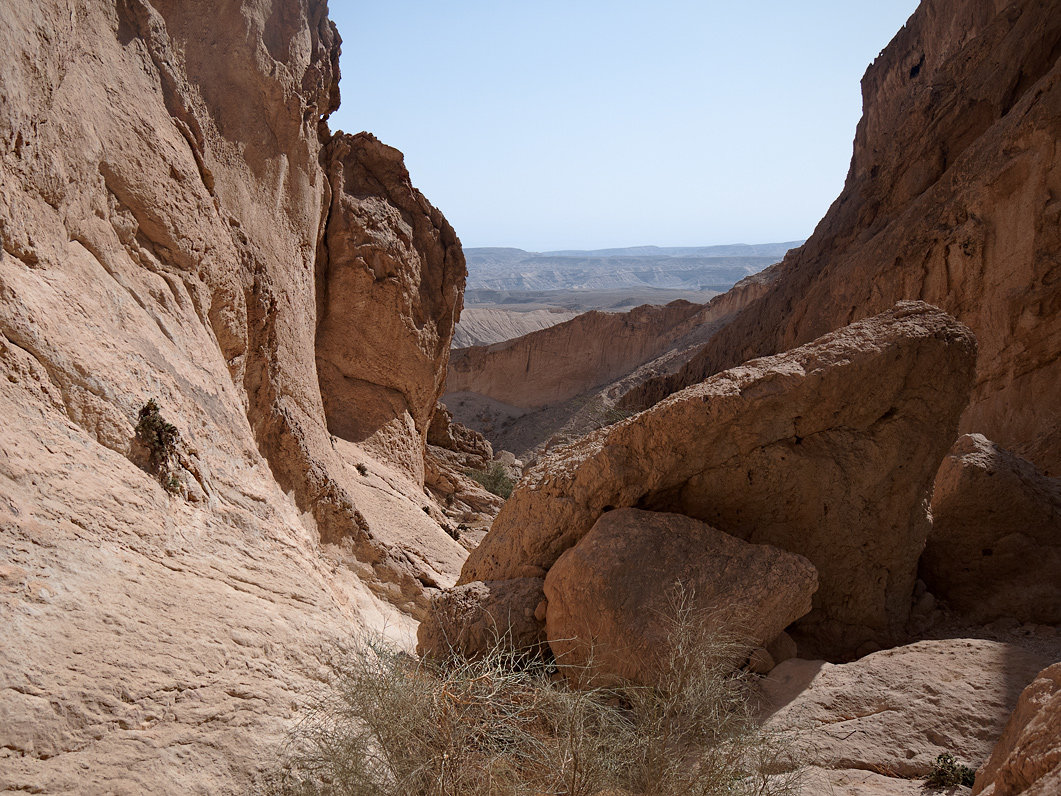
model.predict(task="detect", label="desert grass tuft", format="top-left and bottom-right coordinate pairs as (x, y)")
top-left (265, 596), bottom-right (803, 796)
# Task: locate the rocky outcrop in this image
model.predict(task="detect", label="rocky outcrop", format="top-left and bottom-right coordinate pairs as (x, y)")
top-left (317, 132), bottom-right (465, 482)
top-left (448, 300), bottom-right (707, 410)
top-left (976, 662), bottom-right (1061, 795)
top-left (460, 303), bottom-right (976, 658)
top-left (447, 266), bottom-right (779, 458)
top-left (543, 509), bottom-right (817, 685)
top-left (0, 0), bottom-right (470, 790)
top-left (922, 434), bottom-right (1061, 625)
top-left (416, 578), bottom-right (546, 660)
top-left (761, 640), bottom-right (1053, 781)
top-left (624, 0), bottom-right (1061, 476)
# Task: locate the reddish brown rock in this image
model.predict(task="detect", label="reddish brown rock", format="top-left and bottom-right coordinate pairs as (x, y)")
top-left (445, 268), bottom-right (779, 458)
top-left (416, 578), bottom-right (546, 660)
top-left (922, 434), bottom-right (1061, 625)
top-left (543, 509), bottom-right (817, 686)
top-left (976, 662), bottom-right (1061, 796)
top-left (317, 132), bottom-right (465, 482)
top-left (625, 0), bottom-right (1061, 476)
top-left (461, 303), bottom-right (977, 657)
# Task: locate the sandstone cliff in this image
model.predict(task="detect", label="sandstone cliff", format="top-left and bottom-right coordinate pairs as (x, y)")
top-left (446, 266), bottom-right (778, 457)
top-left (625, 0), bottom-right (1061, 475)
top-left (0, 0), bottom-right (473, 790)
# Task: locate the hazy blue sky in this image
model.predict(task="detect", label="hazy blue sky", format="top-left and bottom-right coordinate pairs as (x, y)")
top-left (328, 1), bottom-right (920, 250)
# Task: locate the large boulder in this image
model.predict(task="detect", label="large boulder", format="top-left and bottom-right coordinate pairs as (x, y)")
top-left (922, 434), bottom-right (1061, 624)
top-left (543, 508), bottom-right (817, 685)
top-left (416, 578), bottom-right (546, 660)
top-left (976, 662), bottom-right (1061, 796)
top-left (461, 302), bottom-right (977, 657)
top-left (761, 639), bottom-right (1053, 780)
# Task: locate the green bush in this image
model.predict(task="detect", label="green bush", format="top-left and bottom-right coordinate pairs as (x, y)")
top-left (135, 399), bottom-right (181, 494)
top-left (925, 752), bottom-right (976, 788)
top-left (464, 463), bottom-right (515, 500)
top-left (265, 595), bottom-right (802, 796)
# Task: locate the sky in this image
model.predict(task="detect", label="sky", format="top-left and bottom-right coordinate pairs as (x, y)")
top-left (327, 1), bottom-right (921, 251)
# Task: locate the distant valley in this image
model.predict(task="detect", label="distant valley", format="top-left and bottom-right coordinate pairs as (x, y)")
top-left (458, 242), bottom-right (801, 345)
top-left (464, 242), bottom-right (801, 293)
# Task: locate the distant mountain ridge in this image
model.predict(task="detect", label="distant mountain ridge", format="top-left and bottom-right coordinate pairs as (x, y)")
top-left (464, 242), bottom-right (803, 292)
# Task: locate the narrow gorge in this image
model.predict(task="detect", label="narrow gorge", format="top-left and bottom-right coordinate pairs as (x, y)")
top-left (0, 0), bottom-right (1058, 794)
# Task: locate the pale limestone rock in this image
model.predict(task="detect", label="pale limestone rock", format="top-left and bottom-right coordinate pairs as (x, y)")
top-left (0, 0), bottom-right (471, 791)
top-left (542, 508), bottom-right (817, 685)
top-left (976, 662), bottom-right (1061, 796)
top-left (461, 303), bottom-right (976, 657)
top-left (922, 434), bottom-right (1061, 624)
top-left (761, 640), bottom-right (1052, 780)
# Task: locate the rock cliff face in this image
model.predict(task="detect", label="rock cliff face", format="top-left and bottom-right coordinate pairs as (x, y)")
top-left (446, 266), bottom-right (778, 458)
top-left (449, 270), bottom-right (775, 412)
top-left (459, 303), bottom-right (978, 658)
top-left (625, 0), bottom-right (1061, 475)
top-left (448, 300), bottom-right (706, 410)
top-left (0, 0), bottom-right (470, 790)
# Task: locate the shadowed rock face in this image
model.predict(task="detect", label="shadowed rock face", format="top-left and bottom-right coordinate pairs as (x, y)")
top-left (461, 303), bottom-right (977, 658)
top-left (923, 434), bottom-right (1061, 625)
top-left (0, 0), bottom-right (468, 791)
top-left (625, 0), bottom-right (1061, 476)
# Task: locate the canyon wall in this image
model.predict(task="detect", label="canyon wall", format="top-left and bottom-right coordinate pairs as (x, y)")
top-left (0, 0), bottom-right (468, 791)
top-left (449, 268), bottom-right (776, 412)
top-left (624, 0), bottom-right (1061, 475)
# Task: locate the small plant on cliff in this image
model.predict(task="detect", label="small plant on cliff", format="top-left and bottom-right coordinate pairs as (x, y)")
top-left (464, 462), bottom-right (515, 500)
top-left (265, 602), bottom-right (802, 796)
top-left (925, 752), bottom-right (976, 788)
top-left (135, 398), bottom-right (181, 494)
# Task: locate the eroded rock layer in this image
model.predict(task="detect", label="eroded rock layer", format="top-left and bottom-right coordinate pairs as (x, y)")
top-left (625, 0), bottom-right (1061, 475)
top-left (0, 0), bottom-right (470, 790)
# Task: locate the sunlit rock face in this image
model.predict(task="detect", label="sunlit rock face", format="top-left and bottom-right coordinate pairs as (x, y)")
top-left (0, 0), bottom-right (470, 791)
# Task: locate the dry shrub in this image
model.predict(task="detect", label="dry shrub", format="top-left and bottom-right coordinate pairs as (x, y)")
top-left (265, 594), bottom-right (802, 796)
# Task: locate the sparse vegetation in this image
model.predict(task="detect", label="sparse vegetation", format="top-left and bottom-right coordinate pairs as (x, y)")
top-left (265, 596), bottom-right (802, 796)
top-left (356, 463), bottom-right (369, 476)
top-left (925, 752), bottom-right (976, 788)
top-left (135, 398), bottom-right (182, 494)
top-left (464, 462), bottom-right (515, 499)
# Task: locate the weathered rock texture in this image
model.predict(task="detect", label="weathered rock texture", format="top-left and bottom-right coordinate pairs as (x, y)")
top-left (922, 434), bottom-right (1061, 625)
top-left (762, 640), bottom-right (1053, 780)
top-left (0, 0), bottom-right (468, 790)
top-left (416, 578), bottom-right (546, 660)
top-left (461, 303), bottom-right (977, 657)
top-left (625, 0), bottom-right (1061, 476)
top-left (543, 509), bottom-right (817, 685)
top-left (317, 132), bottom-right (465, 481)
top-left (976, 662), bottom-right (1061, 796)
top-left (448, 300), bottom-right (708, 410)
